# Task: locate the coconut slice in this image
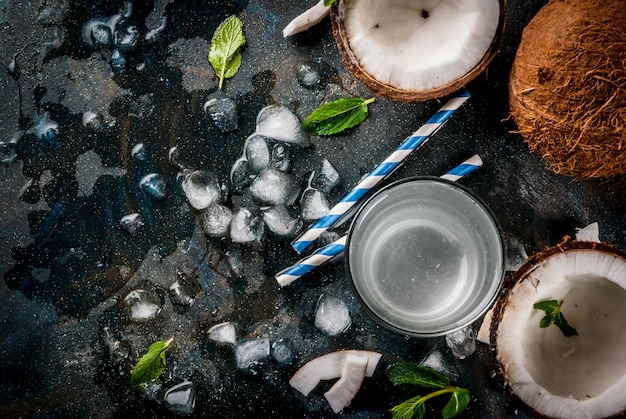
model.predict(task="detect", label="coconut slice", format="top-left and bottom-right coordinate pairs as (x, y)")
top-left (331, 0), bottom-right (505, 101)
top-left (323, 354), bottom-right (368, 413)
top-left (491, 241), bottom-right (626, 419)
top-left (289, 350), bottom-right (381, 396)
top-left (283, 0), bottom-right (330, 37)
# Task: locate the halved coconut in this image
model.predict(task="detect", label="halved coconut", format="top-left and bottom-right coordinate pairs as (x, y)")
top-left (331, 0), bottom-right (506, 101)
top-left (490, 241), bottom-right (626, 419)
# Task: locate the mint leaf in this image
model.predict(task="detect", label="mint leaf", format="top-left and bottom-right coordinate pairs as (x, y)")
top-left (390, 395), bottom-right (426, 419)
top-left (129, 338), bottom-right (173, 391)
top-left (209, 15), bottom-right (246, 89)
top-left (441, 387), bottom-right (471, 419)
top-left (387, 362), bottom-right (450, 389)
top-left (324, 0), bottom-right (337, 6)
top-left (303, 97), bottom-right (375, 136)
top-left (388, 364), bottom-right (471, 419)
top-left (533, 299), bottom-right (578, 337)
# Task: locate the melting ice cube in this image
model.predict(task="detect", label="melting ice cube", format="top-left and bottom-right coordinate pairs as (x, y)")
top-left (235, 339), bottom-right (271, 370)
top-left (229, 207), bottom-right (264, 243)
top-left (445, 325), bottom-right (477, 359)
top-left (139, 173), bottom-right (167, 199)
top-left (271, 142), bottom-right (290, 172)
top-left (180, 170), bottom-right (221, 210)
top-left (123, 289), bottom-right (163, 322)
top-left (256, 105), bottom-right (309, 147)
top-left (201, 203), bottom-right (233, 238)
top-left (208, 321), bottom-right (237, 344)
top-left (300, 188), bottom-right (331, 222)
top-left (203, 97), bottom-right (238, 133)
top-left (250, 168), bottom-right (300, 206)
top-left (262, 205), bottom-right (303, 237)
top-left (244, 133), bottom-right (271, 174)
top-left (120, 213), bottom-right (145, 235)
top-left (312, 159), bottom-right (340, 193)
top-left (271, 338), bottom-right (294, 366)
top-left (230, 156), bottom-right (252, 191)
top-left (164, 380), bottom-right (196, 415)
top-left (314, 295), bottom-right (352, 336)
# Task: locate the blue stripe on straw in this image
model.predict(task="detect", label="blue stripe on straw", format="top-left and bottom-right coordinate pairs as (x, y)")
top-left (446, 163), bottom-right (477, 178)
top-left (291, 240), bottom-right (315, 254)
top-left (400, 135), bottom-right (429, 150)
top-left (340, 187), bottom-right (371, 204)
top-left (429, 109), bottom-right (456, 124)
top-left (369, 162), bottom-right (400, 177)
top-left (313, 214), bottom-right (342, 229)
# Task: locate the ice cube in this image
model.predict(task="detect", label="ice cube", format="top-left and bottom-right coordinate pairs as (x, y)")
top-left (131, 143), bottom-right (146, 160)
top-left (123, 289), bottom-right (164, 322)
top-left (250, 168), bottom-right (300, 206)
top-left (312, 159), bottom-right (340, 193)
top-left (0, 141), bottom-right (17, 165)
top-left (445, 325), bottom-right (477, 359)
top-left (120, 213), bottom-right (145, 235)
top-left (314, 295), bottom-right (352, 336)
top-left (419, 347), bottom-right (459, 381)
top-left (180, 170), bottom-right (221, 210)
top-left (271, 142), bottom-right (290, 172)
top-left (262, 205), bottom-right (303, 237)
top-left (256, 105), bottom-right (309, 147)
top-left (164, 380), bottom-right (196, 415)
top-left (100, 326), bottom-right (130, 364)
top-left (297, 62), bottom-right (322, 88)
top-left (203, 97), bottom-right (238, 133)
top-left (235, 339), bottom-right (271, 370)
top-left (300, 188), bottom-right (331, 222)
top-left (271, 339), bottom-right (295, 366)
top-left (229, 207), bottom-right (265, 243)
top-left (244, 133), bottom-right (271, 174)
top-left (230, 155), bottom-right (252, 191)
top-left (168, 280), bottom-right (195, 313)
top-left (200, 203), bottom-right (233, 238)
top-left (168, 146), bottom-right (187, 171)
top-left (139, 173), bottom-right (167, 200)
top-left (208, 321), bottom-right (237, 344)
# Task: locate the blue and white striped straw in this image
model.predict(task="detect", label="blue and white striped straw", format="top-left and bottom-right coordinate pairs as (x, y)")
top-left (291, 89), bottom-right (471, 254)
top-left (276, 154), bottom-right (483, 287)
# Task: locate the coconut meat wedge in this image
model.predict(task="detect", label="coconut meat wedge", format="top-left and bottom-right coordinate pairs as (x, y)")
top-left (332, 0), bottom-right (505, 100)
top-left (491, 242), bottom-right (626, 419)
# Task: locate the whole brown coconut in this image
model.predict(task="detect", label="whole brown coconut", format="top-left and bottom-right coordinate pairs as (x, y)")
top-left (509, 0), bottom-right (626, 179)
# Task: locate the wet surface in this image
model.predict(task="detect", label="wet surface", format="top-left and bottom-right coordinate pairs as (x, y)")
top-left (1, 0), bottom-right (625, 417)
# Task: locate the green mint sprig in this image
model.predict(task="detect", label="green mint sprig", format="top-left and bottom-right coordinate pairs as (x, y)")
top-left (209, 15), bottom-right (246, 89)
top-left (387, 363), bottom-right (471, 419)
top-left (533, 299), bottom-right (578, 337)
top-left (129, 338), bottom-right (173, 391)
top-left (303, 97), bottom-right (375, 136)
top-left (324, 0), bottom-right (337, 6)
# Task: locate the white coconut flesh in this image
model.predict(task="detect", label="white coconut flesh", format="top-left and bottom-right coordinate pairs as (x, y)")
top-left (339, 0), bottom-right (500, 92)
top-left (496, 249), bottom-right (626, 419)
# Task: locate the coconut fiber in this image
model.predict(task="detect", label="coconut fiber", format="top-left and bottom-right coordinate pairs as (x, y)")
top-left (509, 0), bottom-right (626, 178)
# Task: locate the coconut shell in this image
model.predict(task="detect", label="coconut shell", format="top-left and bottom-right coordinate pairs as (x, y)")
top-left (331, 0), bottom-right (506, 102)
top-left (489, 240), bottom-right (626, 418)
top-left (509, 0), bottom-right (626, 179)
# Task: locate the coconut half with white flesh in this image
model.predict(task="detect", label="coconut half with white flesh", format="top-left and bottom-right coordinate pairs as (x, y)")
top-left (490, 241), bottom-right (626, 419)
top-left (331, 0), bottom-right (506, 101)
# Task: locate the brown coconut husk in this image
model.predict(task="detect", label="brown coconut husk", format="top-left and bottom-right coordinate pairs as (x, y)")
top-left (331, 0), bottom-right (507, 102)
top-left (509, 0), bottom-right (626, 179)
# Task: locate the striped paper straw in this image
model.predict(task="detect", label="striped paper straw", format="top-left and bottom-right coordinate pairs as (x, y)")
top-left (276, 154), bottom-right (483, 287)
top-left (291, 89), bottom-right (471, 254)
